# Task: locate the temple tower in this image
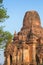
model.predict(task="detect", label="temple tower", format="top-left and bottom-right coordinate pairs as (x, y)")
top-left (4, 11), bottom-right (43, 65)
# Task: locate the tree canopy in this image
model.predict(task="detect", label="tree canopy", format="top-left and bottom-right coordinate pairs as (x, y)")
top-left (0, 0), bottom-right (9, 22)
top-left (0, 26), bottom-right (13, 49)
top-left (0, 0), bottom-right (13, 49)
top-left (0, 0), bottom-right (3, 3)
top-left (0, 7), bottom-right (9, 22)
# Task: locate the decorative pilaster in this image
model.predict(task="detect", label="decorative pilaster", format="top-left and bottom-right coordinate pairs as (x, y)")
top-left (7, 55), bottom-right (10, 65)
top-left (33, 43), bottom-right (36, 65)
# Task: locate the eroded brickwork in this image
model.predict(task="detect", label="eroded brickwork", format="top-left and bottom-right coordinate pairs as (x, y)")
top-left (4, 11), bottom-right (43, 65)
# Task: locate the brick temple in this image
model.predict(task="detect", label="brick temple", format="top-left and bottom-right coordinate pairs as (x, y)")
top-left (4, 10), bottom-right (43, 65)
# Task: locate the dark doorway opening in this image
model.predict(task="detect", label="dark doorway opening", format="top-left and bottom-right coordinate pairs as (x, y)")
top-left (10, 55), bottom-right (12, 65)
top-left (36, 54), bottom-right (40, 65)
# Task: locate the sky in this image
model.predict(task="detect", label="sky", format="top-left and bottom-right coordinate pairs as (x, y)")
top-left (1, 0), bottom-right (43, 34)
top-left (0, 0), bottom-right (43, 64)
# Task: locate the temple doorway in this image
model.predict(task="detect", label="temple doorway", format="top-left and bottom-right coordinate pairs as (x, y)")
top-left (36, 54), bottom-right (40, 65)
top-left (10, 55), bottom-right (12, 65)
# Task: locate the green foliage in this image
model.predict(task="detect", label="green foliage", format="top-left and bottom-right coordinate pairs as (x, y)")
top-left (3, 31), bottom-right (12, 42)
top-left (0, 26), bottom-right (4, 43)
top-left (0, 0), bottom-right (3, 3)
top-left (0, 7), bottom-right (9, 22)
top-left (0, 27), bottom-right (13, 48)
top-left (0, 0), bottom-right (12, 49)
top-left (0, 0), bottom-right (9, 22)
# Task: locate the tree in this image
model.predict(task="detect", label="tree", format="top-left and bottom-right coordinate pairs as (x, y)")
top-left (0, 0), bottom-right (3, 3)
top-left (0, 26), bottom-right (13, 49)
top-left (0, 0), bottom-right (9, 22)
top-left (0, 0), bottom-right (12, 49)
top-left (0, 7), bottom-right (9, 22)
